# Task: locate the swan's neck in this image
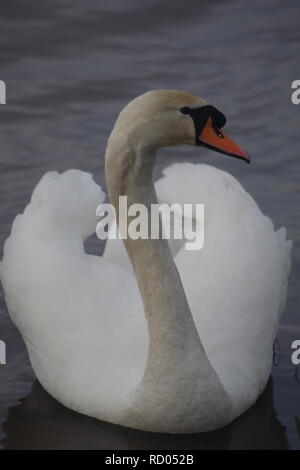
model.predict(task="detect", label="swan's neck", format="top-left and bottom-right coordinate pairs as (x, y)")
top-left (105, 132), bottom-right (232, 431)
top-left (106, 141), bottom-right (201, 362)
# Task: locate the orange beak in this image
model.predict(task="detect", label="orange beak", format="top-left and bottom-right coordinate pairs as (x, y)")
top-left (198, 116), bottom-right (251, 163)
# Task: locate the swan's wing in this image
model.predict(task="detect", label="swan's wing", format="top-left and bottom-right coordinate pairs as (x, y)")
top-left (0, 170), bottom-right (148, 419)
top-left (157, 163), bottom-right (292, 411)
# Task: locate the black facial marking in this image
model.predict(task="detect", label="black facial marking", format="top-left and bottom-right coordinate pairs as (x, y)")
top-left (180, 105), bottom-right (226, 144)
top-left (180, 106), bottom-right (190, 115)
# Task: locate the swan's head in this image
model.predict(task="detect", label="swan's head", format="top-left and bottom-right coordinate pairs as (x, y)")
top-left (112, 89), bottom-right (250, 162)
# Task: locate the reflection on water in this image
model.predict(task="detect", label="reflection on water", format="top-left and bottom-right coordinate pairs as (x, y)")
top-left (0, 0), bottom-right (300, 449)
top-left (2, 379), bottom-right (288, 450)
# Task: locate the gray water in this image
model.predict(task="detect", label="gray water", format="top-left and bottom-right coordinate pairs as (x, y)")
top-left (0, 0), bottom-right (299, 450)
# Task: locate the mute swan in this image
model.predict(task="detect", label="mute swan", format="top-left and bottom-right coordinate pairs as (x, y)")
top-left (0, 90), bottom-right (292, 433)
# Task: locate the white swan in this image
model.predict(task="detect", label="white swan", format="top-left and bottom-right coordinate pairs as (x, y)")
top-left (0, 90), bottom-right (292, 433)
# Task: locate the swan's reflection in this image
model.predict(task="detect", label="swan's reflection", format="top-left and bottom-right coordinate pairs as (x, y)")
top-left (3, 377), bottom-right (288, 450)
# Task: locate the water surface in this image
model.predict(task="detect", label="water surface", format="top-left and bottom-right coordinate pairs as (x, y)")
top-left (0, 0), bottom-right (299, 449)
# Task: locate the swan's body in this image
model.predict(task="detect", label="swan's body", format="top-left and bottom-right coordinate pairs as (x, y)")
top-left (0, 90), bottom-right (292, 433)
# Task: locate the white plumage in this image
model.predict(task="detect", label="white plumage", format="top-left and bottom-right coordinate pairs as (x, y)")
top-left (1, 164), bottom-right (291, 430)
top-left (0, 90), bottom-right (293, 433)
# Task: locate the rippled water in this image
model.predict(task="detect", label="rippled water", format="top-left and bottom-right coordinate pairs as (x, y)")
top-left (0, 0), bottom-right (299, 449)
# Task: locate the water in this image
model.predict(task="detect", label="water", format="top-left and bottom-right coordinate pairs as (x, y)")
top-left (0, 0), bottom-right (299, 450)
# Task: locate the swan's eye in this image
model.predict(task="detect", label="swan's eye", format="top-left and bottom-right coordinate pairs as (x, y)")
top-left (180, 106), bottom-right (190, 115)
top-left (214, 128), bottom-right (224, 139)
